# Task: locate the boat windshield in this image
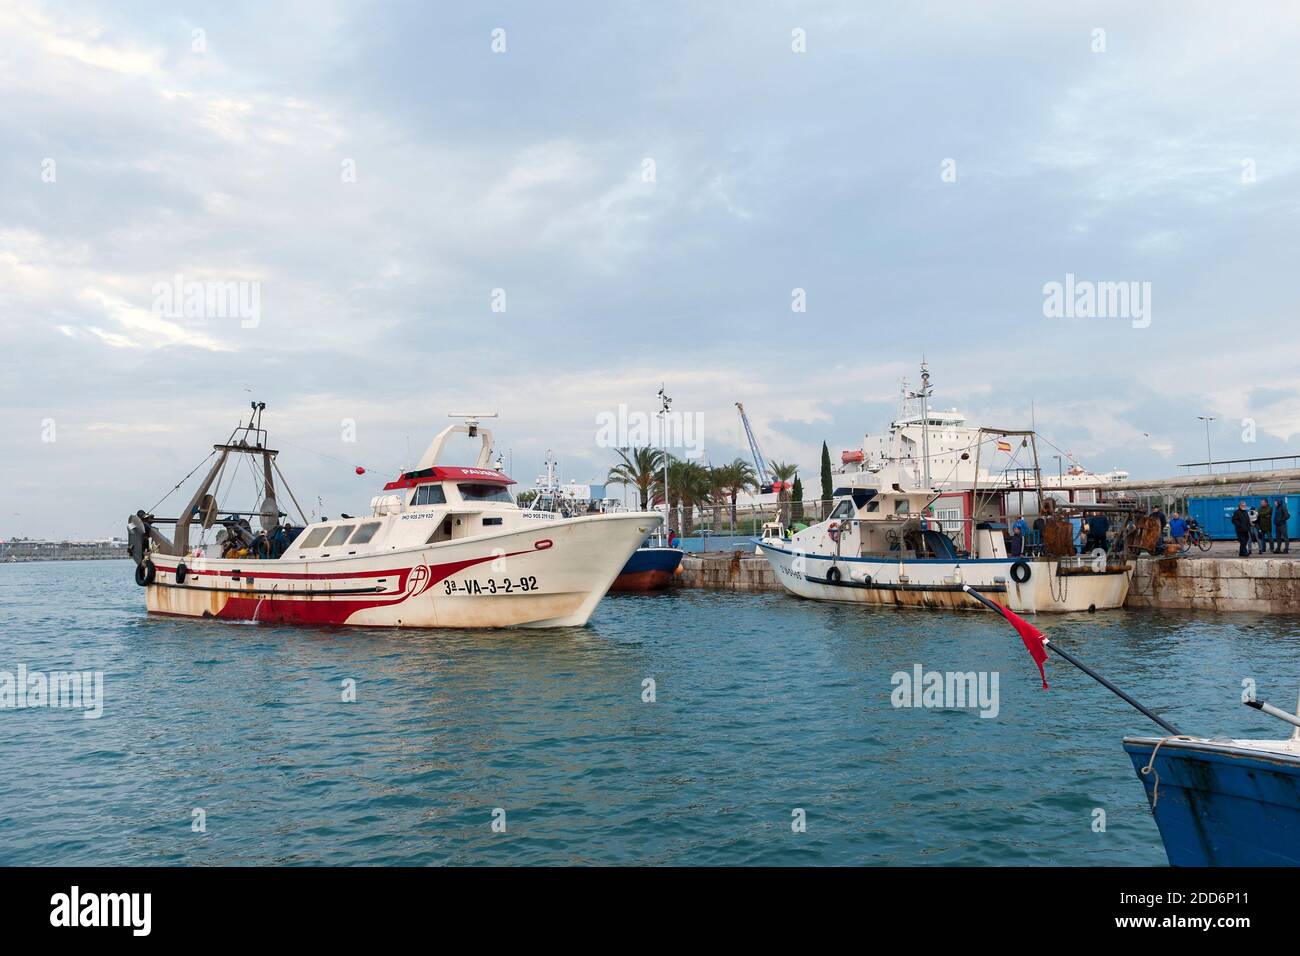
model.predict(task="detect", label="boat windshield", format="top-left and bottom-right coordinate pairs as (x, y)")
top-left (458, 483), bottom-right (514, 504)
top-left (829, 500), bottom-right (854, 520)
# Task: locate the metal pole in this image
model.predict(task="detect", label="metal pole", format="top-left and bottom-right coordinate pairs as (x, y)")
top-left (963, 585), bottom-right (1184, 736)
top-left (1198, 416), bottom-right (1215, 475)
top-left (658, 386), bottom-right (671, 532)
top-left (919, 362), bottom-right (932, 490)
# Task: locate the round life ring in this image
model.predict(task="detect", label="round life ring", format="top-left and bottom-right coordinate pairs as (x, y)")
top-left (1010, 560), bottom-right (1032, 584)
top-left (135, 559), bottom-right (156, 587)
top-left (175, 562), bottom-right (188, 585)
top-left (828, 521), bottom-right (841, 542)
top-left (826, 566), bottom-right (842, 583)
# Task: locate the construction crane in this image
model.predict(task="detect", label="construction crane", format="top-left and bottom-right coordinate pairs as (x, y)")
top-left (736, 402), bottom-right (779, 494)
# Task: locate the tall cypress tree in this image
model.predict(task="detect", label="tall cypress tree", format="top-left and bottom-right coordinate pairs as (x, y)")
top-left (791, 474), bottom-right (804, 525)
top-left (820, 441), bottom-right (833, 517)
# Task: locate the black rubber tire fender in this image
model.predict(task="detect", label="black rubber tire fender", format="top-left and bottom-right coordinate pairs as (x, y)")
top-left (1010, 560), bottom-right (1032, 584)
top-left (135, 559), bottom-right (156, 587)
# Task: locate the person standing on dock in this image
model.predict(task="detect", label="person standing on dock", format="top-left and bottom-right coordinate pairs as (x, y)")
top-left (1257, 498), bottom-right (1273, 555)
top-left (1232, 501), bottom-right (1253, 557)
top-left (1275, 498), bottom-right (1291, 554)
top-left (1168, 511), bottom-right (1188, 548)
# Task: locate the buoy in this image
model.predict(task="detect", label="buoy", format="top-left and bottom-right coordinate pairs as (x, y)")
top-left (355, 466), bottom-right (366, 475)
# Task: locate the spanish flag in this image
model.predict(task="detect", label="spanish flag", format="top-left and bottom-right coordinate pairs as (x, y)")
top-left (996, 440), bottom-right (1012, 453)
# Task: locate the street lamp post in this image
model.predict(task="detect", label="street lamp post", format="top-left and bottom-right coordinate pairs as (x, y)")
top-left (658, 386), bottom-right (672, 539)
top-left (1197, 416), bottom-right (1216, 475)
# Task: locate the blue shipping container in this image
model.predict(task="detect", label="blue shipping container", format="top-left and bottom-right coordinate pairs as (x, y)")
top-left (1187, 494), bottom-right (1300, 541)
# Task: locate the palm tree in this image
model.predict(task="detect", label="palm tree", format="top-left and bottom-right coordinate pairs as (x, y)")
top-left (675, 460), bottom-right (711, 538)
top-left (703, 465), bottom-right (729, 533)
top-left (652, 456), bottom-right (710, 537)
top-left (770, 461), bottom-right (799, 527)
top-left (606, 447), bottom-right (664, 511)
top-left (716, 459), bottom-right (758, 532)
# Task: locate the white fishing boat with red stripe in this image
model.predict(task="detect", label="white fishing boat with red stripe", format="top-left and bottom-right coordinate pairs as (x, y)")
top-left (127, 406), bottom-right (660, 628)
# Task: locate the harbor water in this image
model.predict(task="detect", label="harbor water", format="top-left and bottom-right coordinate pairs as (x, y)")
top-left (2, 559), bottom-right (1297, 866)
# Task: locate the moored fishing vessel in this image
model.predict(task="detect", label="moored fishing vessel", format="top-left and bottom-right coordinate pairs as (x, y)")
top-left (609, 534), bottom-right (684, 591)
top-left (758, 365), bottom-right (1141, 613)
top-left (126, 406), bottom-right (660, 628)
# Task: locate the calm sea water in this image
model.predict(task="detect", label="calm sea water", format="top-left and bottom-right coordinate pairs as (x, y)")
top-left (2, 559), bottom-right (1297, 866)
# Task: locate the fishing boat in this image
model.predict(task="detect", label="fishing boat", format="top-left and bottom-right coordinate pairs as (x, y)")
top-left (610, 534), bottom-right (684, 592)
top-left (1124, 696), bottom-right (1300, 866)
top-left (758, 365), bottom-right (1141, 613)
top-left (126, 405), bottom-right (660, 628)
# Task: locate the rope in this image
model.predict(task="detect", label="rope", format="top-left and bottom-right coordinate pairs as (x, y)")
top-left (146, 450), bottom-right (218, 513)
top-left (1140, 735), bottom-right (1198, 808)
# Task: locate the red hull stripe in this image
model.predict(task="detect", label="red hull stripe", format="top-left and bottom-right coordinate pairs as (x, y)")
top-left (152, 547), bottom-right (538, 625)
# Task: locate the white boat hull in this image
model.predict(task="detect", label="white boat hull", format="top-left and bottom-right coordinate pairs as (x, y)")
top-left (143, 512), bottom-right (656, 628)
top-left (760, 543), bottom-right (1130, 613)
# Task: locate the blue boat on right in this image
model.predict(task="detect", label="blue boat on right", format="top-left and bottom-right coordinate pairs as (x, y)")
top-left (1125, 699), bottom-right (1300, 866)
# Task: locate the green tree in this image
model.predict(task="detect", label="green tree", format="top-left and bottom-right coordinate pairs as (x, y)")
top-left (653, 456), bottom-right (712, 537)
top-left (791, 474), bottom-right (804, 525)
top-left (606, 447), bottom-right (664, 511)
top-left (715, 458), bottom-right (758, 531)
top-left (703, 465), bottom-right (729, 532)
top-left (820, 441), bottom-right (833, 519)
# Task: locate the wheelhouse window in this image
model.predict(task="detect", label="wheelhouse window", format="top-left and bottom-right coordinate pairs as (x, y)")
top-left (894, 499), bottom-right (910, 514)
top-left (299, 526), bottom-right (331, 548)
top-left (348, 522), bottom-right (382, 545)
top-left (324, 525), bottom-right (354, 547)
top-left (458, 483), bottom-right (513, 503)
top-left (411, 484), bottom-right (447, 506)
top-left (829, 500), bottom-right (854, 520)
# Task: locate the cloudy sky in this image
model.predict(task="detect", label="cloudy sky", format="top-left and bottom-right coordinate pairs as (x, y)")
top-left (4, 1), bottom-right (1300, 538)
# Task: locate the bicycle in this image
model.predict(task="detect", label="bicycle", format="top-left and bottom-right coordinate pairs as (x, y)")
top-left (1180, 521), bottom-right (1214, 553)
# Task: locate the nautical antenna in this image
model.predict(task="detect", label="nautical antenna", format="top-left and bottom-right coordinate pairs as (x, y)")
top-left (448, 411), bottom-right (498, 438)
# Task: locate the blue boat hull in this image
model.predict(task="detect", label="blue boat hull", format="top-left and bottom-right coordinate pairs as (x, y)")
top-left (612, 547), bottom-right (684, 592)
top-left (1124, 736), bottom-right (1300, 866)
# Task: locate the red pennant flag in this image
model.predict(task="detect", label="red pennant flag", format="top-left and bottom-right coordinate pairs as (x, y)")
top-left (992, 603), bottom-right (1049, 689)
top-left (962, 585), bottom-right (1049, 687)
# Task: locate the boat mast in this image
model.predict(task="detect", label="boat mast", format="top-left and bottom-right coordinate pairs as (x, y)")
top-left (908, 361), bottom-right (933, 490)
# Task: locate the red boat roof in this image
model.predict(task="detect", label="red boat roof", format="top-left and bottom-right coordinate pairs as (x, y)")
top-left (382, 466), bottom-right (515, 491)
